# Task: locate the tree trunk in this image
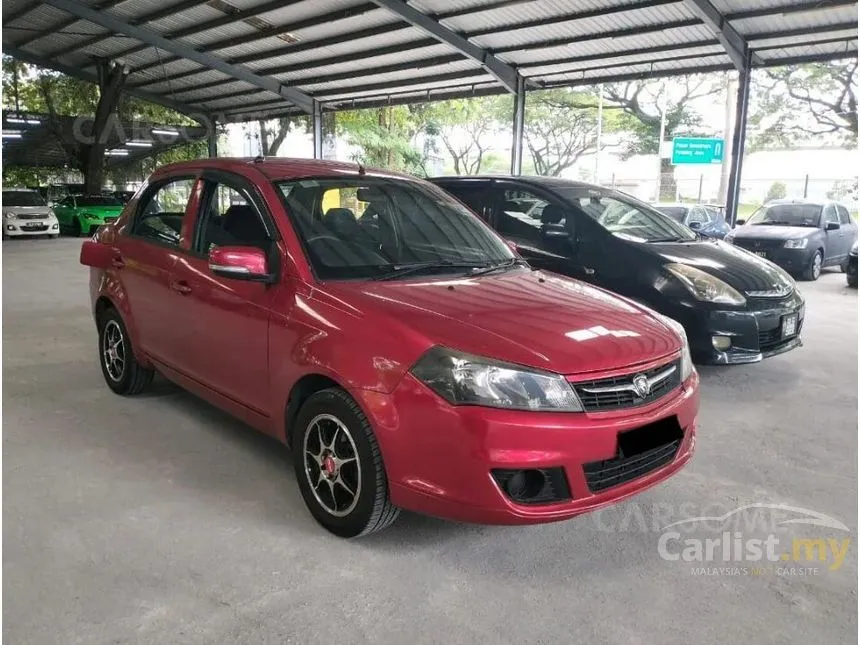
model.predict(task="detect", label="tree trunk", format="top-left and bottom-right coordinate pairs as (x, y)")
top-left (258, 119), bottom-right (270, 155)
top-left (659, 157), bottom-right (676, 200)
top-left (85, 61), bottom-right (127, 194)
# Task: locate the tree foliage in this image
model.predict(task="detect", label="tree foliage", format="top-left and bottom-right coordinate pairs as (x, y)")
top-left (258, 116), bottom-right (310, 156)
top-left (424, 96), bottom-right (510, 175)
top-left (750, 59), bottom-right (858, 150)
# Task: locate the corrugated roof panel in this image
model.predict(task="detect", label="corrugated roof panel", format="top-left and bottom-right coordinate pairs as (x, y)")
top-left (536, 55), bottom-right (732, 86)
top-left (273, 44), bottom-right (455, 82)
top-left (139, 70), bottom-right (237, 95)
top-left (734, 5), bottom-right (859, 36)
top-left (441, 0), bottom-right (687, 33)
top-left (713, 0), bottom-right (804, 14)
top-left (248, 0), bottom-right (369, 30)
top-left (302, 59), bottom-right (484, 93)
top-left (470, 3), bottom-right (702, 50)
top-left (2, 0), bottom-right (35, 20)
top-left (498, 24), bottom-right (717, 65)
top-left (757, 39), bottom-right (858, 62)
top-left (409, 0), bottom-right (496, 12)
top-left (521, 43), bottom-right (727, 77)
top-left (751, 28), bottom-right (858, 49)
top-left (172, 80), bottom-right (259, 102)
top-left (146, 6), bottom-right (226, 33)
top-left (4, 4), bottom-right (98, 40)
top-left (198, 90), bottom-right (279, 111)
top-left (214, 11), bottom-right (405, 60)
top-left (315, 73), bottom-right (498, 102)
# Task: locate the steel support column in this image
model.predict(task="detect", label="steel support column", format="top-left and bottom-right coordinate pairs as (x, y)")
top-left (510, 76), bottom-right (526, 176)
top-left (313, 101), bottom-right (323, 159)
top-left (725, 51), bottom-right (752, 226)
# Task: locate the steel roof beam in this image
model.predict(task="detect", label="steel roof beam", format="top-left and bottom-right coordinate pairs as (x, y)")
top-left (725, 0), bottom-right (857, 21)
top-left (47, 0), bottom-right (215, 58)
top-left (1, 43), bottom-right (211, 120)
top-left (367, 0), bottom-right (520, 93)
top-left (682, 0), bottom-right (759, 69)
top-left (40, 0), bottom-right (316, 114)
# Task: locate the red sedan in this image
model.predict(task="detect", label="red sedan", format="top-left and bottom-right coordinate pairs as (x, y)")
top-left (81, 158), bottom-right (698, 538)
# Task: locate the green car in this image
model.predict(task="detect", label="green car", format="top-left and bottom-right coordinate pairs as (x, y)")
top-left (52, 195), bottom-right (124, 237)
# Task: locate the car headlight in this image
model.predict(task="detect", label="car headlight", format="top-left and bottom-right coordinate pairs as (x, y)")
top-left (665, 263), bottom-right (746, 306)
top-left (784, 238), bottom-right (808, 249)
top-left (411, 346), bottom-right (583, 411)
top-left (657, 315), bottom-right (694, 382)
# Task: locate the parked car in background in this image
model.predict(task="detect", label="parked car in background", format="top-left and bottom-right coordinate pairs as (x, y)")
top-left (52, 194), bottom-right (124, 237)
top-left (80, 158), bottom-right (698, 538)
top-left (2, 188), bottom-right (60, 239)
top-left (652, 202), bottom-right (731, 239)
top-left (432, 176), bottom-right (804, 365)
top-left (725, 199), bottom-right (857, 281)
top-left (107, 190), bottom-right (136, 204)
top-left (847, 241), bottom-right (857, 288)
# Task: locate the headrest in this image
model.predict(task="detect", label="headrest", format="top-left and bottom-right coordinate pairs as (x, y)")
top-left (324, 208), bottom-right (357, 225)
top-left (541, 204), bottom-right (565, 225)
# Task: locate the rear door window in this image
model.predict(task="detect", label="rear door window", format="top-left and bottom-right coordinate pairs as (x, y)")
top-left (132, 178), bottom-right (196, 248)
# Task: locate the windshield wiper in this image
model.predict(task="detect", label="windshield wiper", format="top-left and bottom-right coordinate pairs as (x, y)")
top-left (647, 236), bottom-right (690, 243)
top-left (468, 257), bottom-right (529, 277)
top-left (371, 260), bottom-right (490, 281)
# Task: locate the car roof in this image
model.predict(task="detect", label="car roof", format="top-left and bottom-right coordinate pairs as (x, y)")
top-left (766, 198), bottom-right (826, 207)
top-left (430, 175), bottom-right (601, 190)
top-left (156, 157), bottom-right (418, 182)
top-left (652, 202), bottom-right (692, 208)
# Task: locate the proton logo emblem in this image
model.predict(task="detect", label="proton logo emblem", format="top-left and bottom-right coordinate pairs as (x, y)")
top-left (632, 374), bottom-right (650, 398)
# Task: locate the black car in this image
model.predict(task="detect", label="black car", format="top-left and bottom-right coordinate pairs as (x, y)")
top-left (432, 176), bottom-right (804, 365)
top-left (726, 199), bottom-right (857, 281)
top-left (847, 242), bottom-right (857, 288)
top-left (652, 202), bottom-right (731, 239)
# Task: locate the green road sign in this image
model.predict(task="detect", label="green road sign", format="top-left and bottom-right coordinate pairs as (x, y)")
top-left (671, 137), bottom-right (724, 165)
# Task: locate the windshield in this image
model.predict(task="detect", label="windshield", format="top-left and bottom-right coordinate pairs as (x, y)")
top-left (552, 188), bottom-right (697, 242)
top-left (277, 178), bottom-right (514, 280)
top-left (3, 191), bottom-right (46, 207)
top-left (77, 196), bottom-right (122, 207)
top-left (746, 203), bottom-right (822, 227)
top-left (654, 206), bottom-right (689, 223)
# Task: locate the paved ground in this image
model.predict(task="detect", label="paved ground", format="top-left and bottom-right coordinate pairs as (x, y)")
top-left (4, 237), bottom-right (857, 645)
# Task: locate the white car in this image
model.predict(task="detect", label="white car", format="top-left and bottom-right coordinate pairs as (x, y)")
top-left (2, 188), bottom-right (60, 238)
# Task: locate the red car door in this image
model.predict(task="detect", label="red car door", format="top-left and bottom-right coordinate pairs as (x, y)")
top-left (115, 174), bottom-right (200, 364)
top-left (165, 171), bottom-right (279, 417)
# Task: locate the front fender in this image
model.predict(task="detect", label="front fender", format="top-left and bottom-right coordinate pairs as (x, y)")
top-left (92, 269), bottom-right (150, 368)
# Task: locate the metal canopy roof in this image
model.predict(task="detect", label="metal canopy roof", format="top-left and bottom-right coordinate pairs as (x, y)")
top-left (3, 0), bottom-right (857, 124)
top-left (1, 112), bottom-right (208, 167)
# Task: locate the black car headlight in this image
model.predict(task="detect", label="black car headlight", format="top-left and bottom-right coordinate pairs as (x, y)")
top-left (411, 347), bottom-right (583, 411)
top-left (665, 263), bottom-right (746, 306)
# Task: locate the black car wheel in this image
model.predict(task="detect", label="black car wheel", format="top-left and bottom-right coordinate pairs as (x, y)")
top-left (97, 307), bottom-right (154, 395)
top-left (73, 218), bottom-right (84, 237)
top-left (292, 387), bottom-right (399, 538)
top-left (840, 259), bottom-right (848, 273)
top-left (848, 273), bottom-right (858, 288)
top-left (802, 250), bottom-right (823, 281)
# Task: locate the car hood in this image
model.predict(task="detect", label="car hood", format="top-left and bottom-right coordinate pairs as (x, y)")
top-left (646, 239), bottom-right (796, 296)
top-left (4, 206), bottom-right (52, 217)
top-left (77, 206), bottom-right (123, 216)
top-left (325, 269), bottom-right (681, 375)
top-left (731, 225), bottom-right (817, 240)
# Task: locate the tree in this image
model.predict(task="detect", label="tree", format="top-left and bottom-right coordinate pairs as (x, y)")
top-left (602, 75), bottom-right (724, 198)
top-left (336, 105), bottom-right (433, 175)
top-left (750, 59), bottom-right (858, 149)
top-left (522, 89), bottom-right (602, 177)
top-left (766, 181), bottom-right (787, 202)
top-left (258, 115), bottom-right (310, 156)
top-left (424, 96), bottom-right (508, 174)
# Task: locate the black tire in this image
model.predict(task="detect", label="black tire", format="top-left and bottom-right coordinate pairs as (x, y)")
top-left (292, 387), bottom-right (399, 538)
top-left (848, 274), bottom-right (857, 288)
top-left (802, 250), bottom-right (823, 281)
top-left (49, 234), bottom-right (59, 239)
top-left (73, 218), bottom-right (84, 237)
top-left (97, 307), bottom-right (154, 395)
top-left (840, 259), bottom-right (848, 273)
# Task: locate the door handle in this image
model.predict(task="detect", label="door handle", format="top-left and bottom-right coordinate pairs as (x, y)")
top-left (170, 279), bottom-right (192, 295)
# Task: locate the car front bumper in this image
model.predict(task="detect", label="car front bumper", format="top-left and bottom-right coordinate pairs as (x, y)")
top-left (4, 220), bottom-right (59, 236)
top-left (736, 245), bottom-right (815, 274)
top-left (671, 290), bottom-right (805, 364)
top-left (355, 368), bottom-right (698, 526)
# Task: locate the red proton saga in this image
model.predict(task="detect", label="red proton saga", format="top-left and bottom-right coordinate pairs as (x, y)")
top-left (81, 158), bottom-right (699, 538)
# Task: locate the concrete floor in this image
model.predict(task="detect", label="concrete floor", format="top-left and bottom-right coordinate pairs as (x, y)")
top-left (4, 237), bottom-right (857, 644)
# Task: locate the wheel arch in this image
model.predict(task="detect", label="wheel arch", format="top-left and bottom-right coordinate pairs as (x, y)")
top-left (283, 373), bottom-right (345, 447)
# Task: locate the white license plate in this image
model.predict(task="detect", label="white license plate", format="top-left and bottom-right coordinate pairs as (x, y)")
top-left (782, 314), bottom-right (798, 338)
top-left (754, 250), bottom-right (767, 258)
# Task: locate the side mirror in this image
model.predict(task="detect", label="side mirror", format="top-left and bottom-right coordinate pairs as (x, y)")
top-left (735, 218), bottom-right (746, 226)
top-left (689, 221), bottom-right (703, 230)
top-left (826, 221), bottom-right (840, 231)
top-left (208, 246), bottom-right (276, 283)
top-left (80, 240), bottom-right (115, 269)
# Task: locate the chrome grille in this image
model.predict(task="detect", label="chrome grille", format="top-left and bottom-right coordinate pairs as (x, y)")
top-left (572, 360), bottom-right (681, 412)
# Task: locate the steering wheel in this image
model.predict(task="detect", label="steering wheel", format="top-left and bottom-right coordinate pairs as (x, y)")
top-left (306, 234), bottom-right (347, 247)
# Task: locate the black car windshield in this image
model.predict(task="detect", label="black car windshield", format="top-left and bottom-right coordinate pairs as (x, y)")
top-left (77, 196), bottom-right (122, 206)
top-left (654, 206), bottom-right (689, 223)
top-left (746, 203), bottom-right (822, 227)
top-left (276, 178), bottom-right (514, 280)
top-left (552, 188), bottom-right (697, 242)
top-left (3, 191), bottom-right (46, 207)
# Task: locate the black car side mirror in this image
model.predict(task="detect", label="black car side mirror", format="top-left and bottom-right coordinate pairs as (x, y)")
top-left (826, 221), bottom-right (841, 231)
top-left (735, 218), bottom-right (746, 226)
top-left (689, 221), bottom-right (703, 230)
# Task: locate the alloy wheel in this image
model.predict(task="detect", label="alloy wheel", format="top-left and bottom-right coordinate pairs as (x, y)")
top-left (101, 319), bottom-right (126, 382)
top-left (812, 252), bottom-right (822, 279)
top-left (303, 413), bottom-right (361, 517)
